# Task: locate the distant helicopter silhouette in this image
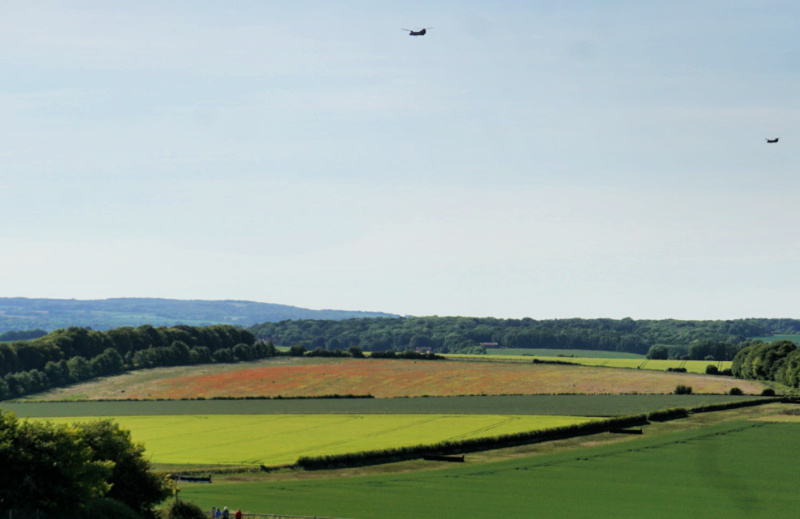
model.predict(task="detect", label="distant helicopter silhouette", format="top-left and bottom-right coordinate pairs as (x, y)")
top-left (766, 138), bottom-right (779, 143)
top-left (401, 28), bottom-right (431, 36)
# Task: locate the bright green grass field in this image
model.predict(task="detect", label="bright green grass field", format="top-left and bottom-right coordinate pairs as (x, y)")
top-left (34, 414), bottom-right (592, 466)
top-left (542, 358), bottom-right (733, 374)
top-left (449, 354), bottom-right (732, 374)
top-left (484, 348), bottom-right (645, 359)
top-left (181, 420), bottom-right (800, 519)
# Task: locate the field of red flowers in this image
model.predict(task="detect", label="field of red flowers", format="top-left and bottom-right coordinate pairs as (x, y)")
top-left (113, 358), bottom-right (764, 399)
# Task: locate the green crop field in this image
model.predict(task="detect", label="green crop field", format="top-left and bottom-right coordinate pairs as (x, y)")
top-left (484, 348), bottom-right (645, 359)
top-left (4, 394), bottom-right (763, 418)
top-left (180, 420), bottom-right (800, 519)
top-left (31, 414), bottom-right (593, 467)
top-left (449, 354), bottom-right (732, 374)
top-left (534, 357), bottom-right (733, 374)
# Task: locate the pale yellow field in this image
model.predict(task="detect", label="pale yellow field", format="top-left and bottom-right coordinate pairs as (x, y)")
top-left (34, 414), bottom-right (594, 467)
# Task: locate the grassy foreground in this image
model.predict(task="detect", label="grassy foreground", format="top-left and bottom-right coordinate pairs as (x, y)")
top-left (180, 418), bottom-right (800, 519)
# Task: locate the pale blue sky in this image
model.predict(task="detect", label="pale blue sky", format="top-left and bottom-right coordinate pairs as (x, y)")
top-left (2, 1), bottom-right (799, 319)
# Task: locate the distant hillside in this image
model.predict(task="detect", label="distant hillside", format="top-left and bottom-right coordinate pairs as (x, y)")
top-left (0, 297), bottom-right (397, 333)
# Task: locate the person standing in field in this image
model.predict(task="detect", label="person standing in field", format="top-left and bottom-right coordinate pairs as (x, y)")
top-left (222, 506), bottom-right (230, 519)
top-left (235, 509), bottom-right (243, 519)
top-left (215, 507), bottom-right (222, 519)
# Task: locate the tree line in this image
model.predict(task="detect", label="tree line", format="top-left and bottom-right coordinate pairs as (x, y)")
top-left (0, 324), bottom-right (269, 400)
top-left (248, 316), bottom-right (800, 357)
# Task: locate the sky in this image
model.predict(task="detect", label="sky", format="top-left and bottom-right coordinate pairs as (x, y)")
top-left (2, 0), bottom-right (800, 320)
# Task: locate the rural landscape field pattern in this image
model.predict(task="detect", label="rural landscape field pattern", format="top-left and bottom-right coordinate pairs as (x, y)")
top-left (9, 354), bottom-right (788, 519)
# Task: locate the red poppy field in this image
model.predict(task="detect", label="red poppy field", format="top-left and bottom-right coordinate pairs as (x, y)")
top-left (54, 357), bottom-right (766, 400)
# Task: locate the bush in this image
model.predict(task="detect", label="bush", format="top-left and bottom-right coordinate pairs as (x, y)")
top-left (761, 388), bottom-right (776, 396)
top-left (348, 346), bottom-right (365, 358)
top-left (728, 387), bottom-right (744, 395)
top-left (160, 500), bottom-right (208, 519)
top-left (674, 385), bottom-right (693, 394)
top-left (705, 365), bottom-right (719, 375)
top-left (288, 344), bottom-right (307, 357)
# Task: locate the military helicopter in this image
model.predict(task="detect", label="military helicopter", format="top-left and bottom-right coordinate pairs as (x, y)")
top-left (766, 137), bottom-right (779, 143)
top-left (401, 27), bottom-right (431, 36)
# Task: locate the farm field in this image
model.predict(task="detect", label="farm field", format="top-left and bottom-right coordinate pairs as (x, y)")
top-left (484, 348), bottom-right (645, 359)
top-left (3, 394), bottom-right (765, 418)
top-left (448, 354), bottom-right (732, 374)
top-left (180, 419), bottom-right (800, 519)
top-left (20, 357), bottom-right (765, 401)
top-left (29, 414), bottom-right (593, 467)
top-left (535, 357), bottom-right (733, 373)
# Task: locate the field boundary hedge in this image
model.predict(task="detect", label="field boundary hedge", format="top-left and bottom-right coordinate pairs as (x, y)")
top-left (647, 408), bottom-right (689, 422)
top-left (686, 396), bottom-right (780, 414)
top-left (647, 397), bottom-right (781, 422)
top-left (296, 414), bottom-right (648, 470)
top-left (297, 398), bottom-right (783, 470)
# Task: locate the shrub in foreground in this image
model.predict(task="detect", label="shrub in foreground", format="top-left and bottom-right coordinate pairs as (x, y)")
top-left (160, 499), bottom-right (207, 519)
top-left (82, 498), bottom-right (142, 519)
top-left (674, 385), bottom-right (693, 394)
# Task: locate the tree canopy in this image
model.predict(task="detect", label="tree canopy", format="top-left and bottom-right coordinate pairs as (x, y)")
top-left (0, 412), bottom-right (170, 517)
top-left (731, 340), bottom-right (800, 387)
top-left (249, 316), bottom-right (797, 357)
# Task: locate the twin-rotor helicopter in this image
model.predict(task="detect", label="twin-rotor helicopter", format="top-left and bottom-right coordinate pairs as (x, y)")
top-left (401, 27), bottom-right (432, 36)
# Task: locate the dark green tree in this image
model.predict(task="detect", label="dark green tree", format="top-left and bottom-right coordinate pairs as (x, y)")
top-left (0, 412), bottom-right (112, 517)
top-left (646, 345), bottom-right (669, 360)
top-left (76, 419), bottom-right (171, 514)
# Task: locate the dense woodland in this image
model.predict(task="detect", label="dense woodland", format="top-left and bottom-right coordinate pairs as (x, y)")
top-left (248, 316), bottom-right (800, 358)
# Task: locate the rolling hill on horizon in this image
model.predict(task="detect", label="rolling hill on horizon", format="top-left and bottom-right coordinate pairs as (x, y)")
top-left (0, 297), bottom-right (397, 333)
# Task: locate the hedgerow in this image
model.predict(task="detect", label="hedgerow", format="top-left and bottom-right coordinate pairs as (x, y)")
top-left (647, 408), bottom-right (689, 422)
top-left (685, 397), bottom-right (780, 414)
top-left (296, 414), bottom-right (647, 470)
